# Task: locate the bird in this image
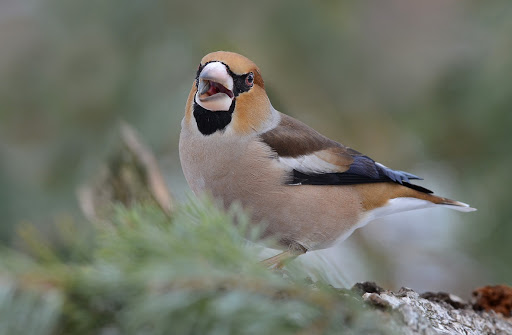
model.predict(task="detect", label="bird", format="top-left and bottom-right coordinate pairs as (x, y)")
top-left (179, 51), bottom-right (476, 267)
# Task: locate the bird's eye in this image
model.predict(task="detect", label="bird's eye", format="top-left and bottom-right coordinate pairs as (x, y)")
top-left (245, 72), bottom-right (254, 87)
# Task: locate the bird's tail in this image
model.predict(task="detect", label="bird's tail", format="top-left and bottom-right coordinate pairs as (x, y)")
top-left (396, 182), bottom-right (477, 212)
top-left (425, 194), bottom-right (476, 212)
top-left (356, 182), bottom-right (476, 216)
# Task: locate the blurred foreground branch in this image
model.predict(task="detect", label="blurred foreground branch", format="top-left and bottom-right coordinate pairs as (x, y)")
top-left (77, 122), bottom-right (174, 221)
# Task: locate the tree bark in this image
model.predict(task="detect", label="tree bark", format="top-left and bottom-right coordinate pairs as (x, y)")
top-left (354, 282), bottom-right (512, 335)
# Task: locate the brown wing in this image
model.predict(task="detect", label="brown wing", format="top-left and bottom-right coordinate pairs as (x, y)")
top-left (259, 112), bottom-right (430, 193)
top-left (260, 113), bottom-right (358, 171)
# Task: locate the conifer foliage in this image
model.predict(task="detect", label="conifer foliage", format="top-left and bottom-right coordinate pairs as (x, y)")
top-left (0, 197), bottom-right (392, 334)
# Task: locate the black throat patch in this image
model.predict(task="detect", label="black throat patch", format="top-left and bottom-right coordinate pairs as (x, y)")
top-left (193, 99), bottom-right (235, 136)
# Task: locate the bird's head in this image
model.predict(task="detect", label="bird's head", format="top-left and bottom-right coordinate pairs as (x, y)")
top-left (185, 51), bottom-right (276, 136)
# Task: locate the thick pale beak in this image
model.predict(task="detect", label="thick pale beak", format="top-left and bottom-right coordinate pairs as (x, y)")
top-left (196, 62), bottom-right (234, 111)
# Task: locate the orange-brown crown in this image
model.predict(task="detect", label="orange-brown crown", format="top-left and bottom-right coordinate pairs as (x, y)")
top-left (201, 51), bottom-right (264, 88)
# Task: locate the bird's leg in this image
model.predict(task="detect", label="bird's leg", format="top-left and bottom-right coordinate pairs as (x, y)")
top-left (260, 243), bottom-right (307, 269)
top-left (260, 250), bottom-right (295, 269)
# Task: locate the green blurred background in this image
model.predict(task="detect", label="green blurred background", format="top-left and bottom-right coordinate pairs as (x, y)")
top-left (1, 0), bottom-right (511, 297)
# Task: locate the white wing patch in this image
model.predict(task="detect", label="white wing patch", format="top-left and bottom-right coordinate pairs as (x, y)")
top-left (278, 154), bottom-right (341, 174)
top-left (375, 162), bottom-right (388, 169)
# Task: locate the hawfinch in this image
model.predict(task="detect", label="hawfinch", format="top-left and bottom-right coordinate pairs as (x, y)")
top-left (179, 51), bottom-right (475, 265)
